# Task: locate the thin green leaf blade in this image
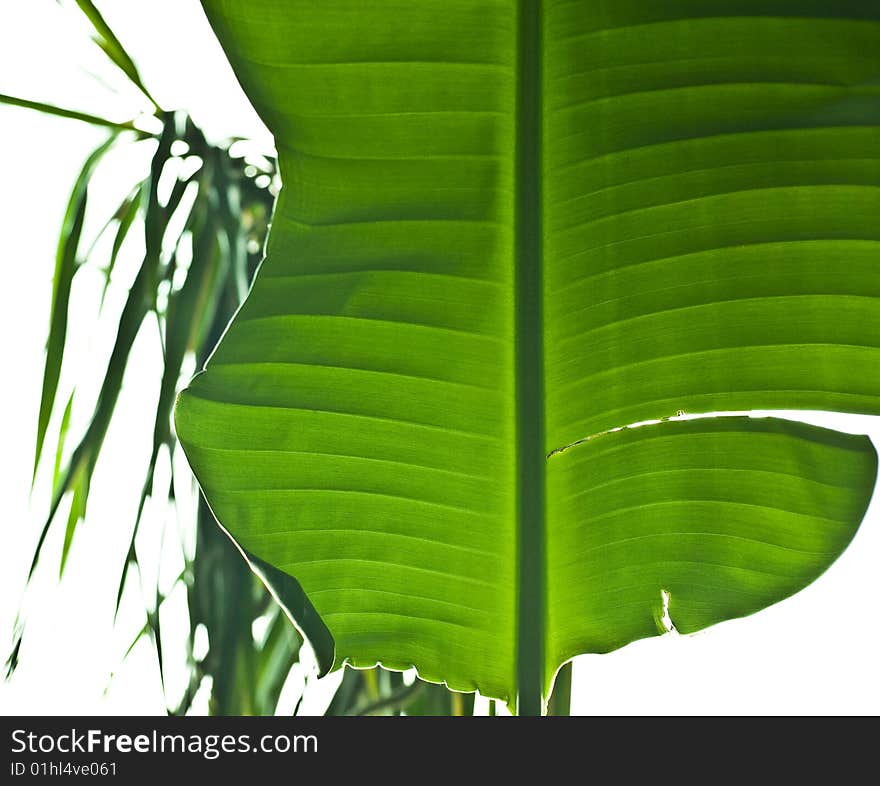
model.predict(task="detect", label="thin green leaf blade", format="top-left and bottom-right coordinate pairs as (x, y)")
top-left (101, 190), bottom-right (140, 308)
top-left (73, 0), bottom-right (159, 109)
top-left (60, 466), bottom-right (90, 577)
top-left (34, 245), bottom-right (156, 581)
top-left (51, 392), bottom-right (75, 496)
top-left (0, 93), bottom-right (139, 132)
top-left (34, 134), bottom-right (116, 480)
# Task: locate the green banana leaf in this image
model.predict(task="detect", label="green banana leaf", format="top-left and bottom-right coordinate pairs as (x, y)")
top-left (175, 0), bottom-right (880, 713)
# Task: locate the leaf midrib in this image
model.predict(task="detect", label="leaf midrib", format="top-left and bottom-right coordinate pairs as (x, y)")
top-left (514, 0), bottom-right (545, 717)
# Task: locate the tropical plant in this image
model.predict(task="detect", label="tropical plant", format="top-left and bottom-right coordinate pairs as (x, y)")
top-left (7, 0), bottom-right (466, 716)
top-left (174, 0), bottom-right (880, 715)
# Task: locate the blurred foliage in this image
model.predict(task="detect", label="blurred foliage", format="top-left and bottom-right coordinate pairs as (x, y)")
top-left (3, 0), bottom-right (471, 716)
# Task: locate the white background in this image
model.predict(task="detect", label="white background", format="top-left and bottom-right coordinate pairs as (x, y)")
top-left (1, 0), bottom-right (878, 715)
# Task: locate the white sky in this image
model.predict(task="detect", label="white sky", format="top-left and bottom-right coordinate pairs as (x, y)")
top-left (0, 0), bottom-right (879, 715)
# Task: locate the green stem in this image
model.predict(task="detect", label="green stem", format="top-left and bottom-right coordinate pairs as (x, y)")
top-left (547, 662), bottom-right (572, 716)
top-left (514, 0), bottom-right (545, 718)
top-left (349, 680), bottom-right (423, 716)
top-left (363, 667), bottom-right (380, 700)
